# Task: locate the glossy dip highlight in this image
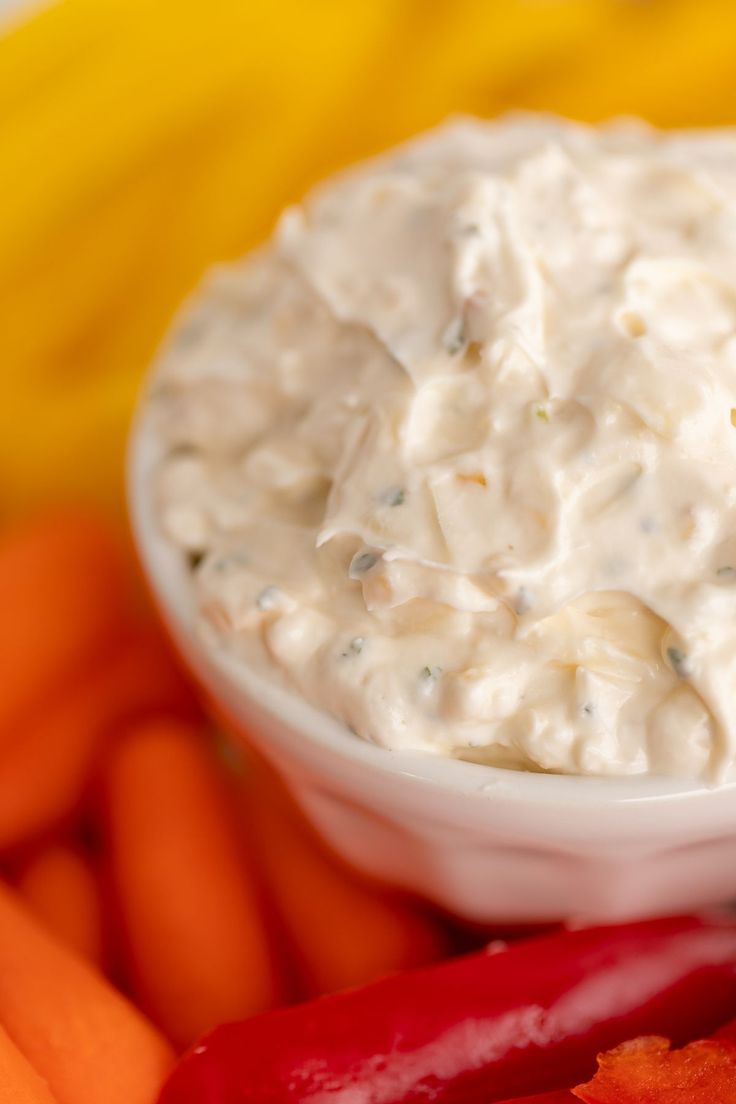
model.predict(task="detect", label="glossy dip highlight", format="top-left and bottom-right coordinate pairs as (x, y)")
top-left (149, 114), bottom-right (736, 781)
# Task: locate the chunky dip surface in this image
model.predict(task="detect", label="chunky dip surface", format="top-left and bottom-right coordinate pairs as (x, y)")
top-left (150, 114), bottom-right (736, 780)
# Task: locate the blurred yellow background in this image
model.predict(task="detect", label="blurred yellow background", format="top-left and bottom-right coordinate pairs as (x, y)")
top-left (3, 0), bottom-right (736, 522)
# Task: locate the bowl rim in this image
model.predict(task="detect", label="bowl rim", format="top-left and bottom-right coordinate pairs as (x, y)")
top-left (127, 402), bottom-right (736, 815)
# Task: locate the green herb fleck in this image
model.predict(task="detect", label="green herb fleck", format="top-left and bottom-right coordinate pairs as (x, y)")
top-left (514, 587), bottom-right (533, 614)
top-left (256, 585), bottom-right (281, 611)
top-left (535, 405), bottom-right (550, 423)
top-left (350, 550), bottom-right (380, 578)
top-left (382, 486), bottom-right (406, 507)
top-left (667, 646), bottom-right (691, 678)
top-left (420, 665), bottom-right (443, 681)
top-left (717, 565), bottom-right (736, 579)
top-left (442, 317), bottom-right (467, 356)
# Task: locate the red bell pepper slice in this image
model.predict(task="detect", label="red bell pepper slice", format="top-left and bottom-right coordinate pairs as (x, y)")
top-left (495, 1095), bottom-right (576, 1103)
top-left (573, 1035), bottom-right (736, 1103)
top-left (714, 1015), bottom-right (736, 1044)
top-left (158, 916), bottom-right (736, 1104)
top-left (495, 1034), bottom-right (736, 1103)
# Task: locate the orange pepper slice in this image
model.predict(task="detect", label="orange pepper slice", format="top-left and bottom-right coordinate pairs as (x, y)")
top-left (574, 1035), bottom-right (736, 1104)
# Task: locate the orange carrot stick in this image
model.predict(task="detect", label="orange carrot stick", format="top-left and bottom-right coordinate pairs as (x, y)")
top-left (0, 625), bottom-right (199, 851)
top-left (103, 718), bottom-right (281, 1049)
top-left (98, 622), bottom-right (200, 725)
top-left (17, 844), bottom-right (103, 967)
top-left (243, 761), bottom-right (448, 997)
top-left (0, 1025), bottom-right (58, 1104)
top-left (0, 511), bottom-right (129, 739)
top-left (0, 880), bottom-right (173, 1104)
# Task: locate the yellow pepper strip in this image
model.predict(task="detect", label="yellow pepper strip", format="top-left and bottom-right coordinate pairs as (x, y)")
top-left (1, 0), bottom-right (736, 519)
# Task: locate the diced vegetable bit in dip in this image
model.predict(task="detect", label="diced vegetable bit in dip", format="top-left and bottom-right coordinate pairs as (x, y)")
top-left (152, 114), bottom-right (736, 782)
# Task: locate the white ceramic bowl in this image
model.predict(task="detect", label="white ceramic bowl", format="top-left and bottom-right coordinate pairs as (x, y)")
top-left (128, 406), bottom-right (736, 924)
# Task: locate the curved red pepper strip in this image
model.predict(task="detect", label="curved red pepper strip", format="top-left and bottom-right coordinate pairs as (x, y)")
top-left (714, 1015), bottom-right (736, 1043)
top-left (495, 1094), bottom-right (576, 1103)
top-left (158, 917), bottom-right (736, 1104)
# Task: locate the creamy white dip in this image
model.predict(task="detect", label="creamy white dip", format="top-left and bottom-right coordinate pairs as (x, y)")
top-left (150, 114), bottom-right (736, 780)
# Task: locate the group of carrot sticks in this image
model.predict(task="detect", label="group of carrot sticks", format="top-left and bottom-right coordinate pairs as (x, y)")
top-left (0, 511), bottom-right (450, 1104)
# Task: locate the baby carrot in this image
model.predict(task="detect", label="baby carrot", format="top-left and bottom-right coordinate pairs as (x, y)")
top-left (0, 664), bottom-right (115, 851)
top-left (98, 622), bottom-right (200, 724)
top-left (0, 1025), bottom-right (58, 1104)
top-left (0, 510), bottom-right (128, 739)
top-left (243, 761), bottom-right (447, 997)
top-left (0, 625), bottom-right (199, 851)
top-left (17, 843), bottom-right (103, 967)
top-left (103, 717), bottom-right (281, 1049)
top-left (0, 879), bottom-right (173, 1104)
